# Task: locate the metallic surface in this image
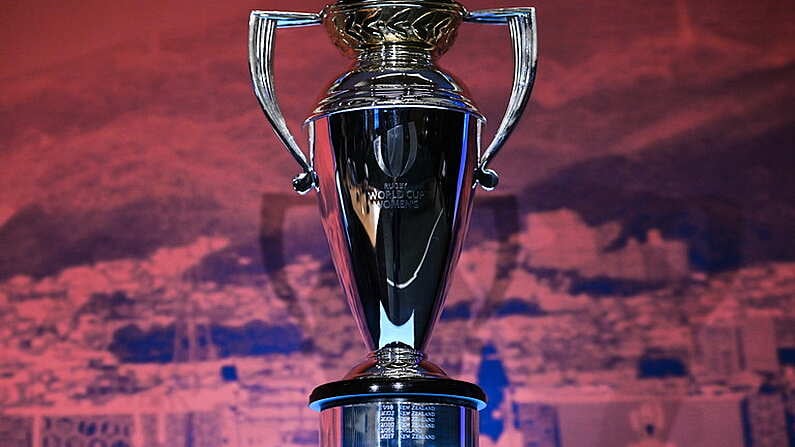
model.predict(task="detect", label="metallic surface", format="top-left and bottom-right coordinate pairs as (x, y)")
top-left (309, 376), bottom-right (487, 411)
top-left (343, 345), bottom-right (447, 380)
top-left (312, 1), bottom-right (479, 125)
top-left (465, 9), bottom-right (538, 190)
top-left (311, 108), bottom-right (478, 353)
top-left (248, 2), bottom-right (538, 193)
top-left (249, 11), bottom-right (322, 194)
top-left (248, 4), bottom-right (538, 444)
top-left (320, 400), bottom-right (478, 447)
top-left (321, 1), bottom-right (466, 58)
top-left (309, 65), bottom-right (482, 145)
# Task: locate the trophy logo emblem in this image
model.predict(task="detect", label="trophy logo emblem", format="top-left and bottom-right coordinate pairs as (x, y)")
top-left (374, 122), bottom-right (418, 178)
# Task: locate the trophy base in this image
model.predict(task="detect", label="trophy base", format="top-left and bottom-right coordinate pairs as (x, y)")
top-left (311, 377), bottom-right (486, 447)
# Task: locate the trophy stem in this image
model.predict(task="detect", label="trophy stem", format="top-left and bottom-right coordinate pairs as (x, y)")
top-left (373, 344), bottom-right (426, 377)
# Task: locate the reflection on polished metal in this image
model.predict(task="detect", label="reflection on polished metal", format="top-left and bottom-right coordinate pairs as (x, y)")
top-left (249, 1), bottom-right (537, 445)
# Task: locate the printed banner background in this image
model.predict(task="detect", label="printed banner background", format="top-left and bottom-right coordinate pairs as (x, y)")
top-left (1, 0), bottom-right (794, 446)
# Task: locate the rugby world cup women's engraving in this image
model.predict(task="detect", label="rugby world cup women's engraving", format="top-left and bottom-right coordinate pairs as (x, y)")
top-left (249, 1), bottom-right (538, 445)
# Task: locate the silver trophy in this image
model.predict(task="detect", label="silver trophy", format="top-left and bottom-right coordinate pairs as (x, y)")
top-left (249, 1), bottom-right (537, 445)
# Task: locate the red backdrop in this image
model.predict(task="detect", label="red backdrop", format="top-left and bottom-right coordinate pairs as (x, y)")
top-left (1, 1), bottom-right (794, 446)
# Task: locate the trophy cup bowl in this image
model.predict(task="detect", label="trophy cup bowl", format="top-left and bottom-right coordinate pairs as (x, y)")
top-left (249, 1), bottom-right (537, 445)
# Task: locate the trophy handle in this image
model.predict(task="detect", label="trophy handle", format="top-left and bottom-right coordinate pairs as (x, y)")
top-left (465, 8), bottom-right (538, 190)
top-left (249, 11), bottom-right (322, 194)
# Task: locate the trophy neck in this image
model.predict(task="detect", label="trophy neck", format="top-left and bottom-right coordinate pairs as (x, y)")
top-left (343, 344), bottom-right (450, 380)
top-left (357, 44), bottom-right (435, 70)
top-left (374, 344), bottom-right (425, 375)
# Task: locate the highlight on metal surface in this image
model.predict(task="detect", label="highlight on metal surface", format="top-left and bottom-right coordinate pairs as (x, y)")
top-left (248, 12), bottom-right (322, 194)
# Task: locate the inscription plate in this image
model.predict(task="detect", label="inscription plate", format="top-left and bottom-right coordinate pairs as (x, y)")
top-left (323, 400), bottom-right (477, 447)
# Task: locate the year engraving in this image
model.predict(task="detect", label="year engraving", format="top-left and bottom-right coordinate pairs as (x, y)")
top-left (379, 404), bottom-right (396, 439)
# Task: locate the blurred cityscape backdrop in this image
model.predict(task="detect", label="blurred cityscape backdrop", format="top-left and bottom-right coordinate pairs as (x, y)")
top-left (1, 0), bottom-right (794, 446)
